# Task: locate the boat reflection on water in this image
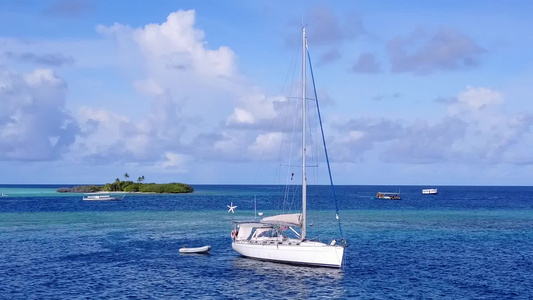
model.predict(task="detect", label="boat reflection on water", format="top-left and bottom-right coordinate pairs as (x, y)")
top-left (231, 258), bottom-right (345, 298)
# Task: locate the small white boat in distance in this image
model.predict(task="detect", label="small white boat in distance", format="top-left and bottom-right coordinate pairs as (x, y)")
top-left (179, 245), bottom-right (211, 254)
top-left (422, 188), bottom-right (438, 195)
top-left (83, 193), bottom-right (125, 201)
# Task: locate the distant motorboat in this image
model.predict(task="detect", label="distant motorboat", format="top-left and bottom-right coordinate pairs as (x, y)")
top-left (422, 188), bottom-right (438, 195)
top-left (83, 193), bottom-right (124, 201)
top-left (376, 192), bottom-right (401, 200)
top-left (179, 245), bottom-right (211, 254)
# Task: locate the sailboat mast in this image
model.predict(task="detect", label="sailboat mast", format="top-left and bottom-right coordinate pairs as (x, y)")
top-left (301, 27), bottom-right (307, 240)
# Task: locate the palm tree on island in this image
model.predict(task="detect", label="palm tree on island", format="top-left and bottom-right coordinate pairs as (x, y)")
top-left (124, 173), bottom-right (130, 180)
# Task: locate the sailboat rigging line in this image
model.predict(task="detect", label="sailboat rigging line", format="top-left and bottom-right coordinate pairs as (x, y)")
top-left (279, 33), bottom-right (308, 214)
top-left (308, 90), bottom-right (320, 187)
top-left (283, 94), bottom-right (299, 210)
top-left (272, 32), bottom-right (301, 209)
top-left (306, 47), bottom-right (344, 239)
top-left (279, 164), bottom-right (319, 168)
top-left (286, 96), bottom-right (316, 101)
top-left (281, 31), bottom-right (301, 96)
top-left (279, 32), bottom-right (308, 214)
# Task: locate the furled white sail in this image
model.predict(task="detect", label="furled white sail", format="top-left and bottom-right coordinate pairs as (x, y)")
top-left (261, 213), bottom-right (302, 226)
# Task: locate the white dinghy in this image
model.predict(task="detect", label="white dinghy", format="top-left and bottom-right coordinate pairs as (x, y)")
top-left (179, 245), bottom-right (211, 254)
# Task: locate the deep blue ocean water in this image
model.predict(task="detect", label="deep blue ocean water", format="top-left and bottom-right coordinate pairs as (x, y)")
top-left (1, 184), bottom-right (532, 299)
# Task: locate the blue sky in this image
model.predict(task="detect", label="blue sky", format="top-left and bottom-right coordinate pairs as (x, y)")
top-left (1, 0), bottom-right (533, 185)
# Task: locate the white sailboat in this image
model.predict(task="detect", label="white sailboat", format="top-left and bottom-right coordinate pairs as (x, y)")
top-left (230, 27), bottom-right (346, 268)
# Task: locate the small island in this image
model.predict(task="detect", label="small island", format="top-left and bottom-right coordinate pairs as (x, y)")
top-left (57, 173), bottom-right (194, 194)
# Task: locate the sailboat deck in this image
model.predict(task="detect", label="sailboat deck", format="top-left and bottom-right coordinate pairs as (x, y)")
top-left (241, 238), bottom-right (301, 246)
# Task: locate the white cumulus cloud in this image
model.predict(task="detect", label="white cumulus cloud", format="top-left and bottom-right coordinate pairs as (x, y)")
top-left (69, 10), bottom-right (244, 166)
top-left (0, 68), bottom-right (79, 161)
top-left (331, 85), bottom-right (533, 165)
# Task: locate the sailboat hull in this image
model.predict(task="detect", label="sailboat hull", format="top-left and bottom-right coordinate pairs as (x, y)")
top-left (232, 241), bottom-right (344, 268)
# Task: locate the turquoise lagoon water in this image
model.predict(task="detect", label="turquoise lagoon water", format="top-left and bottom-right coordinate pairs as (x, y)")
top-left (1, 184), bottom-right (532, 299)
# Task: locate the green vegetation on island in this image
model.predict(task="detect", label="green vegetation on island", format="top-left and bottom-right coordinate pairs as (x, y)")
top-left (104, 180), bottom-right (193, 193)
top-left (57, 185), bottom-right (103, 193)
top-left (57, 174), bottom-right (194, 194)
